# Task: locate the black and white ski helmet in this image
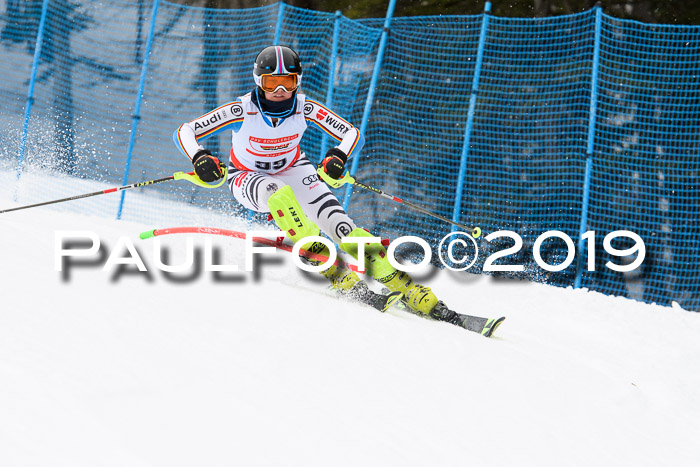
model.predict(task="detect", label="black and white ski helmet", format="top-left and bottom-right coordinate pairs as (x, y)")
top-left (253, 45), bottom-right (303, 88)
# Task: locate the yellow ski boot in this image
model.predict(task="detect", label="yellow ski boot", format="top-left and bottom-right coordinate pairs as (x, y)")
top-left (267, 187), bottom-right (399, 311)
top-left (339, 227), bottom-right (442, 316)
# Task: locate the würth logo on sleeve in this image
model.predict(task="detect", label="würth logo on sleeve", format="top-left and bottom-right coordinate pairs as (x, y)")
top-left (316, 108), bottom-right (328, 121)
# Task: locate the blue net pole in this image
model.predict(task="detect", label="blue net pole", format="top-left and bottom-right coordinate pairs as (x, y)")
top-left (320, 10), bottom-right (342, 159)
top-left (15, 0), bottom-right (50, 190)
top-left (247, 1), bottom-right (286, 228)
top-left (451, 2), bottom-right (491, 231)
top-left (575, 6), bottom-right (602, 288)
top-left (342, 0), bottom-right (397, 210)
top-left (247, 1), bottom-right (287, 228)
top-left (117, 0), bottom-right (161, 220)
top-left (273, 2), bottom-right (285, 44)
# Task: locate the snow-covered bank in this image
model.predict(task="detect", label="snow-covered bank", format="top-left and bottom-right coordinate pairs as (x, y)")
top-left (1, 203), bottom-right (699, 467)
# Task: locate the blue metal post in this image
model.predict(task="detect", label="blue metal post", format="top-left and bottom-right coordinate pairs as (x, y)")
top-left (320, 11), bottom-right (342, 159)
top-left (15, 0), bottom-right (51, 194)
top-left (574, 7), bottom-right (602, 288)
top-left (273, 2), bottom-right (285, 43)
top-left (451, 1), bottom-right (491, 231)
top-left (117, 0), bottom-right (161, 220)
top-left (342, 0), bottom-right (397, 210)
top-left (249, 2), bottom-right (287, 228)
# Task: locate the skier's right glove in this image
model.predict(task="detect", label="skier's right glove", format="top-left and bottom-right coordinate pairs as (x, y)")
top-left (192, 149), bottom-right (224, 182)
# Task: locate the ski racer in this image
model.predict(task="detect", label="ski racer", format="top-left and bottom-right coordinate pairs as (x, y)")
top-left (173, 45), bottom-right (456, 320)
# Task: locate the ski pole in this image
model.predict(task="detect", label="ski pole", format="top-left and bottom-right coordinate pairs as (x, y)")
top-left (0, 167), bottom-right (227, 214)
top-left (139, 226), bottom-right (363, 273)
top-left (317, 168), bottom-right (481, 238)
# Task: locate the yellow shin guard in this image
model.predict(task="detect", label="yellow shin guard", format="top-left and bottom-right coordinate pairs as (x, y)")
top-left (267, 185), bottom-right (319, 244)
top-left (267, 187), bottom-right (361, 293)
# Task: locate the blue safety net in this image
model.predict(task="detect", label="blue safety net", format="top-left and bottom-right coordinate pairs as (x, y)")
top-left (0, 1), bottom-right (698, 310)
top-left (586, 16), bottom-right (700, 309)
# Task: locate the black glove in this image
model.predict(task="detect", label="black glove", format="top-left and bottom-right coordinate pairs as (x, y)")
top-left (319, 147), bottom-right (347, 180)
top-left (192, 149), bottom-right (223, 182)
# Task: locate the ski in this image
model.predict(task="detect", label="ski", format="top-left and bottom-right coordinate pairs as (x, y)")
top-left (385, 289), bottom-right (505, 337)
top-left (346, 282), bottom-right (404, 312)
top-left (453, 314), bottom-right (505, 337)
top-left (140, 226), bottom-right (363, 272)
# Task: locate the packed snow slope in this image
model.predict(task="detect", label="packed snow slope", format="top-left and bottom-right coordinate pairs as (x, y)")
top-left (1, 195), bottom-right (699, 467)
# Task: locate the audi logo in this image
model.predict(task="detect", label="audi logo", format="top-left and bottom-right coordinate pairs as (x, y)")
top-left (302, 174), bottom-right (319, 185)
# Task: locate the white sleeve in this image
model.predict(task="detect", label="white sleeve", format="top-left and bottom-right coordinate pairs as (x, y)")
top-left (173, 101), bottom-right (245, 160)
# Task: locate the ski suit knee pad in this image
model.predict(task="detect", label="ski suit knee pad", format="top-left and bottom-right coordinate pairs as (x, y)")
top-left (257, 179), bottom-right (287, 210)
top-left (267, 185), bottom-right (319, 244)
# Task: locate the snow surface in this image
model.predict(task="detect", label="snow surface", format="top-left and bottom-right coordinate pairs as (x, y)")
top-left (1, 179), bottom-right (700, 467)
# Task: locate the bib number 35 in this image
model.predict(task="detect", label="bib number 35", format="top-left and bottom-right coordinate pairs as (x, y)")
top-left (255, 158), bottom-right (287, 171)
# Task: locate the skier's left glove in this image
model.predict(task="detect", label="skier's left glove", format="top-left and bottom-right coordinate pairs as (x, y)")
top-left (319, 147), bottom-right (347, 180)
top-left (317, 148), bottom-right (351, 189)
